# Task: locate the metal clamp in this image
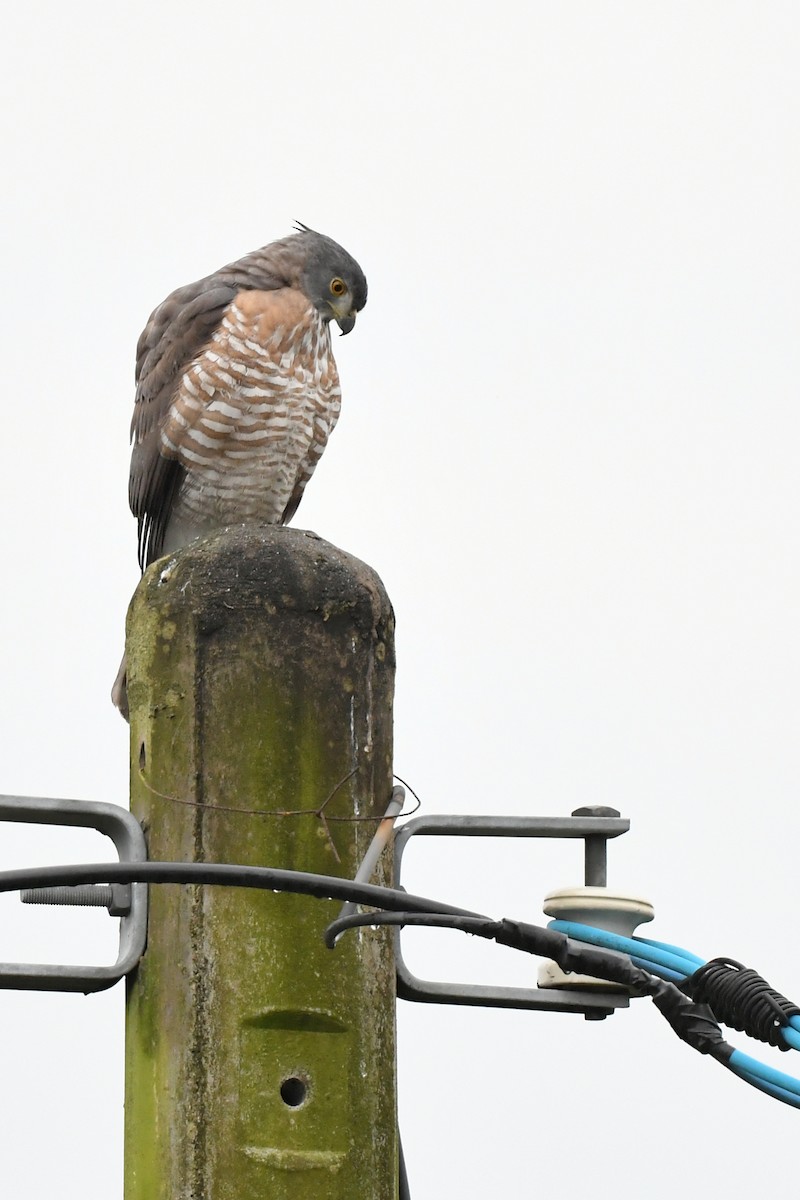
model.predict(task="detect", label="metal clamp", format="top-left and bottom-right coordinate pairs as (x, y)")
top-left (0, 794), bottom-right (148, 992)
top-left (393, 809), bottom-right (631, 1019)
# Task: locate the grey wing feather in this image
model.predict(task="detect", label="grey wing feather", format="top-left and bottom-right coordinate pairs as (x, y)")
top-left (129, 282), bottom-right (238, 567)
top-left (128, 244), bottom-right (303, 569)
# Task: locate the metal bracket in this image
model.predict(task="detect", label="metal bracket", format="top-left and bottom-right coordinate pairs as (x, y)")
top-left (393, 810), bottom-right (631, 1018)
top-left (0, 794), bottom-right (148, 992)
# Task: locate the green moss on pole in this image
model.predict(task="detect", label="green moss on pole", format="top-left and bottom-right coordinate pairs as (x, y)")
top-left (124, 527), bottom-right (396, 1200)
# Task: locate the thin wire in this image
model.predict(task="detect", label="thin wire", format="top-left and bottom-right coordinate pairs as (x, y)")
top-left (392, 774), bottom-right (422, 812)
top-left (136, 768), bottom-right (421, 823)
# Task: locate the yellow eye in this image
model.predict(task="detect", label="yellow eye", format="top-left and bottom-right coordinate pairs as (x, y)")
top-left (330, 277), bottom-right (347, 297)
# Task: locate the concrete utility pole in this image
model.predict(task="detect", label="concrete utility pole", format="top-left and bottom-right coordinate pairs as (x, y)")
top-left (123, 526), bottom-right (397, 1200)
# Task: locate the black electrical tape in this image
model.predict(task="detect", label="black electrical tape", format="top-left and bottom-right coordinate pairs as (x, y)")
top-left (327, 911), bottom-right (736, 1064)
top-left (488, 921), bottom-right (731, 1060)
top-left (649, 985), bottom-right (732, 1062)
top-left (684, 957), bottom-right (800, 1050)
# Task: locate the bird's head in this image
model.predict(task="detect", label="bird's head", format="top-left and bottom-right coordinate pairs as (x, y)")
top-left (295, 222), bottom-right (368, 335)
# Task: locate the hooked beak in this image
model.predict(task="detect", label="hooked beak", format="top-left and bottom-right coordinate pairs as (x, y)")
top-left (336, 312), bottom-right (356, 336)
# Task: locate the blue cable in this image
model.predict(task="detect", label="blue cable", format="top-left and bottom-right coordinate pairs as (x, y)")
top-left (732, 1069), bottom-right (800, 1108)
top-left (548, 920), bottom-right (705, 978)
top-left (730, 1051), bottom-right (800, 1101)
top-left (628, 955), bottom-right (685, 984)
top-left (546, 918), bottom-right (800, 1110)
top-left (636, 935), bottom-right (705, 969)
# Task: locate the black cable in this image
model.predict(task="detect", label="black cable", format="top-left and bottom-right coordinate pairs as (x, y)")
top-left (324, 910), bottom-right (496, 948)
top-left (0, 860), bottom-right (480, 919)
top-left (684, 957), bottom-right (800, 1049)
top-left (4, 860), bottom-right (781, 1114)
top-left (0, 860), bottom-right (732, 1067)
top-left (0, 861), bottom-right (734, 1066)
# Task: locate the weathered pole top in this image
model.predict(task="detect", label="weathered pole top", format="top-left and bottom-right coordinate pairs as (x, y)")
top-left (131, 524), bottom-right (394, 639)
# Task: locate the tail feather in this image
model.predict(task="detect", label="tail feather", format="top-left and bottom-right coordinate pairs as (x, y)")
top-left (111, 654), bottom-right (129, 721)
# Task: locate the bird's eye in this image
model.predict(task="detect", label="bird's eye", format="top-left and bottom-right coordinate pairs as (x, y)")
top-left (329, 277), bottom-right (347, 297)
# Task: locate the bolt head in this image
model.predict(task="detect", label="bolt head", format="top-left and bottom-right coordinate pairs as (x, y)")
top-left (572, 806), bottom-right (621, 818)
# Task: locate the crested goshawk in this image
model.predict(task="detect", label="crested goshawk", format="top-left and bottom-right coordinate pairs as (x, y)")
top-left (112, 225), bottom-right (367, 715)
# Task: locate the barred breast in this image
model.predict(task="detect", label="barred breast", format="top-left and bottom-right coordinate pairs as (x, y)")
top-left (158, 288), bottom-right (341, 552)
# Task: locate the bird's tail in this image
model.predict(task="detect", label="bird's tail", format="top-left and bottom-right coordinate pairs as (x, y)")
top-left (111, 654), bottom-right (129, 721)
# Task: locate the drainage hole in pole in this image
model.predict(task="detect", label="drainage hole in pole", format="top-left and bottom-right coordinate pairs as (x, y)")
top-left (280, 1076), bottom-right (308, 1107)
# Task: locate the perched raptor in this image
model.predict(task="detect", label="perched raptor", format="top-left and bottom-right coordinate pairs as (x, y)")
top-left (112, 224), bottom-right (367, 715)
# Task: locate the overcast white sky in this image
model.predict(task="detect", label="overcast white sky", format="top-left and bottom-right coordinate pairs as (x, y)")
top-left (1, 2), bottom-right (799, 1196)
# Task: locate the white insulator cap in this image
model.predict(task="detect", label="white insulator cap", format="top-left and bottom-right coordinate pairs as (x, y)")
top-left (538, 886), bottom-right (654, 991)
